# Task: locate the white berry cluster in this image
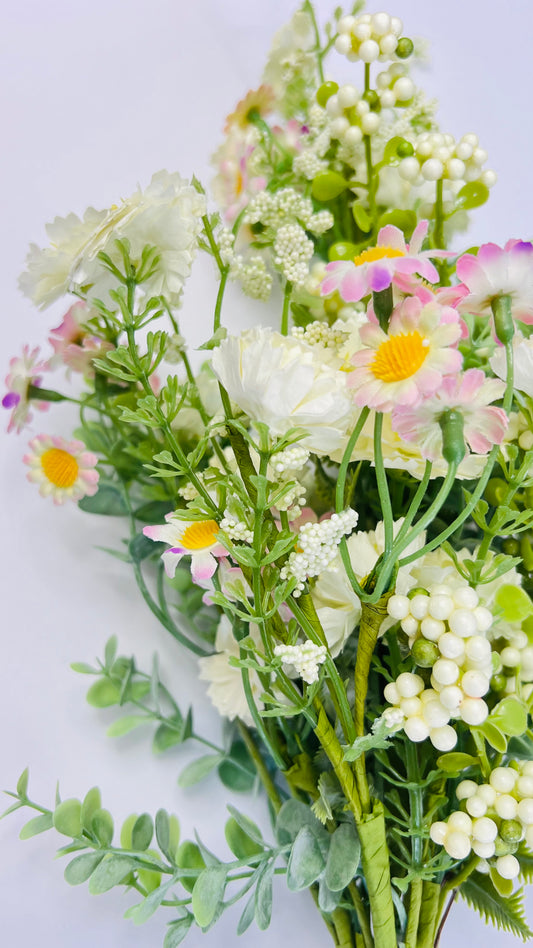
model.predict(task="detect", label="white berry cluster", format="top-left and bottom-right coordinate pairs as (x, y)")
top-left (492, 634), bottom-right (533, 700)
top-left (335, 12), bottom-right (405, 63)
top-left (383, 672), bottom-right (457, 751)
top-left (281, 509), bottom-right (359, 595)
top-left (293, 149), bottom-right (329, 181)
top-left (270, 444), bottom-right (310, 476)
top-left (325, 84), bottom-right (382, 146)
top-left (273, 223), bottom-right (315, 286)
top-left (292, 320), bottom-right (349, 351)
top-left (219, 515), bottom-right (254, 545)
top-left (272, 480), bottom-right (307, 518)
top-left (398, 131), bottom-right (496, 189)
top-left (218, 227), bottom-right (236, 265)
top-left (375, 63), bottom-right (415, 108)
top-left (244, 188), bottom-right (332, 235)
top-left (386, 582), bottom-right (495, 736)
top-left (163, 332), bottom-right (186, 364)
top-left (430, 763), bottom-right (533, 880)
top-left (232, 255), bottom-right (273, 301)
top-left (274, 640), bottom-right (327, 684)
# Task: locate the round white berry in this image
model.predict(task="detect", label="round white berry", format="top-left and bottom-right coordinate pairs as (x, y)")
top-left (473, 606), bottom-right (493, 633)
top-left (449, 609), bottom-right (478, 638)
top-left (466, 796), bottom-right (488, 818)
top-left (401, 616), bottom-right (419, 636)
top-left (379, 33), bottom-right (398, 56)
top-left (495, 795), bottom-right (519, 820)
top-left (472, 839), bottom-right (496, 858)
top-left (448, 811), bottom-right (473, 834)
top-left (457, 780), bottom-right (479, 801)
top-left (396, 672), bottom-right (425, 698)
top-left (432, 659), bottom-right (460, 687)
top-left (472, 817), bottom-right (498, 843)
top-left (384, 682), bottom-right (400, 704)
top-left (330, 117), bottom-right (350, 139)
top-left (500, 646), bottom-right (521, 668)
top-left (445, 830), bottom-right (472, 860)
top-left (361, 112), bottom-right (380, 135)
top-left (421, 158), bottom-right (444, 181)
top-left (421, 617), bottom-right (446, 642)
top-left (388, 594), bottom-right (410, 620)
top-left (372, 12), bottom-right (391, 35)
top-left (394, 77), bottom-right (414, 101)
top-left (439, 685), bottom-right (463, 711)
top-left (461, 670), bottom-right (490, 698)
top-left (446, 158), bottom-right (466, 180)
top-left (490, 768), bottom-right (518, 794)
top-left (410, 594), bottom-right (430, 620)
top-left (428, 594), bottom-right (454, 621)
top-left (404, 716), bottom-right (430, 742)
top-left (459, 698), bottom-right (488, 726)
top-left (430, 725), bottom-right (457, 751)
top-left (398, 157), bottom-right (420, 182)
top-left (465, 636), bottom-right (492, 664)
top-left (337, 84), bottom-right (359, 108)
top-left (517, 776), bottom-right (533, 799)
top-left (439, 633), bottom-right (465, 661)
top-left (481, 169), bottom-right (497, 188)
top-left (517, 798), bottom-right (533, 825)
top-left (422, 700), bottom-right (450, 728)
top-left (477, 785), bottom-right (497, 807)
top-left (358, 38), bottom-right (380, 62)
top-left (430, 821), bottom-right (448, 845)
top-left (400, 696), bottom-right (423, 716)
top-left (379, 89), bottom-right (396, 108)
top-left (453, 587), bottom-right (479, 609)
top-left (496, 854), bottom-right (520, 880)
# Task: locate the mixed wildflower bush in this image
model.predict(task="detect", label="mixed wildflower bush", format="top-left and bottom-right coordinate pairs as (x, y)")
top-left (4, 4), bottom-right (533, 946)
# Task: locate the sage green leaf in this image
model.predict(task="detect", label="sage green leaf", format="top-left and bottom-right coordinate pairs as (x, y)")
top-left (88, 854), bottom-right (136, 894)
top-left (125, 880), bottom-right (174, 925)
top-left (134, 501), bottom-right (174, 523)
top-left (460, 872), bottom-right (533, 940)
top-left (91, 808), bottom-right (114, 846)
top-left (64, 852), bottom-right (104, 885)
top-left (276, 799), bottom-right (326, 846)
top-left (164, 916), bottom-right (193, 948)
top-left (155, 809), bottom-right (170, 858)
top-left (177, 840), bottom-right (205, 893)
top-left (479, 721), bottom-right (507, 752)
top-left (226, 806), bottom-right (265, 846)
top-left (104, 636), bottom-right (117, 667)
top-left (106, 715), bottom-right (148, 738)
top-left (255, 860), bottom-right (274, 930)
top-left (224, 816), bottom-right (263, 861)
top-left (287, 826), bottom-right (326, 891)
top-left (436, 752), bottom-right (479, 773)
top-left (86, 679), bottom-right (121, 708)
top-left (78, 485), bottom-right (128, 516)
top-left (129, 534), bottom-right (165, 562)
top-left (456, 181), bottom-right (490, 210)
top-left (218, 741), bottom-right (255, 793)
top-left (16, 767), bottom-right (29, 798)
top-left (325, 823), bottom-right (361, 891)
top-left (192, 866), bottom-right (227, 928)
top-left (237, 891), bottom-right (256, 936)
top-left (19, 812), bottom-right (53, 839)
top-left (53, 799), bottom-right (83, 837)
top-left (318, 878), bottom-right (341, 913)
top-left (489, 697), bottom-right (528, 738)
top-left (131, 813), bottom-right (154, 851)
top-left (178, 755), bottom-right (221, 788)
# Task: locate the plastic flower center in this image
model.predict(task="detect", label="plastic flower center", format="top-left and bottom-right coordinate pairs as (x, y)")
top-left (353, 246), bottom-right (405, 265)
top-left (41, 448), bottom-right (79, 487)
top-left (371, 331), bottom-right (429, 382)
top-left (181, 520), bottom-right (219, 550)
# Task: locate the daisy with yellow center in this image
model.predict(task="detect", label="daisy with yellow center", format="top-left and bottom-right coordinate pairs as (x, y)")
top-left (23, 434), bottom-right (99, 505)
top-left (224, 84), bottom-right (276, 132)
top-left (321, 220), bottom-right (448, 302)
top-left (143, 513), bottom-right (226, 584)
top-left (348, 297), bottom-right (463, 412)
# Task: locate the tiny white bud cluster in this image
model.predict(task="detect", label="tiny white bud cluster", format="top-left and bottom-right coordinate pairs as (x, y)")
top-left (292, 320), bottom-right (348, 351)
top-left (274, 640), bottom-right (327, 684)
top-left (232, 255), bottom-right (273, 301)
top-left (218, 228), bottom-right (236, 265)
top-left (164, 332), bottom-right (187, 364)
top-left (335, 12), bottom-right (404, 63)
top-left (270, 444), bottom-right (310, 475)
top-left (273, 480), bottom-right (307, 518)
top-left (273, 223), bottom-right (315, 286)
top-left (492, 631), bottom-right (533, 699)
top-left (293, 150), bottom-right (328, 180)
top-left (383, 672), bottom-right (457, 751)
top-left (219, 516), bottom-right (254, 544)
top-left (430, 762), bottom-right (533, 880)
top-left (387, 582), bottom-right (494, 730)
top-left (281, 509), bottom-right (359, 595)
top-left (245, 188), bottom-right (333, 235)
top-left (397, 131), bottom-right (496, 191)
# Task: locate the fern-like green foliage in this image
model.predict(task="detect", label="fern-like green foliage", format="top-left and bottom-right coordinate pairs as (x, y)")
top-left (460, 872), bottom-right (533, 942)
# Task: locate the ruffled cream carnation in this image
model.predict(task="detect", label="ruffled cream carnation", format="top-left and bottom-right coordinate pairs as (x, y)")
top-left (20, 171), bottom-right (206, 308)
top-left (198, 616), bottom-right (264, 726)
top-left (210, 327), bottom-right (355, 456)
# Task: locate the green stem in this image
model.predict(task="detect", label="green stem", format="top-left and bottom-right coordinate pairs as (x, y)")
top-left (349, 882), bottom-right (374, 948)
top-left (405, 741), bottom-right (423, 866)
top-left (280, 280), bottom-right (293, 335)
top-left (236, 720), bottom-right (283, 812)
top-left (405, 879), bottom-right (423, 948)
top-left (374, 413), bottom-right (394, 557)
top-left (416, 881), bottom-right (440, 948)
top-left (313, 701), bottom-right (362, 821)
top-left (304, 0), bottom-right (325, 83)
top-left (335, 408), bottom-right (370, 602)
top-left (357, 802), bottom-right (397, 948)
top-left (331, 908), bottom-right (355, 948)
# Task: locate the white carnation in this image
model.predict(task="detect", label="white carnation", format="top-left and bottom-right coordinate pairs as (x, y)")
top-left (198, 616), bottom-right (263, 727)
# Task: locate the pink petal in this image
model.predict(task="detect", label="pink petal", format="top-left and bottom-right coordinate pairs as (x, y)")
top-left (407, 220), bottom-right (429, 255)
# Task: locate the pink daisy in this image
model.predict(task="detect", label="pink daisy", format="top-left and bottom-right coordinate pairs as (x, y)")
top-left (391, 369), bottom-right (508, 461)
top-left (347, 297), bottom-right (463, 413)
top-left (2, 345), bottom-right (49, 433)
top-left (321, 221), bottom-right (447, 302)
top-left (143, 514), bottom-right (226, 584)
top-left (49, 301), bottom-right (113, 376)
top-left (24, 434), bottom-right (99, 504)
top-left (455, 239), bottom-right (533, 323)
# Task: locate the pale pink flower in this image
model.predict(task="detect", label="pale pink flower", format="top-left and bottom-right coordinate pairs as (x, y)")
top-left (391, 369), bottom-right (508, 461)
top-left (211, 128), bottom-right (267, 224)
top-left (490, 334), bottom-right (533, 398)
top-left (143, 514), bottom-right (226, 584)
top-left (49, 301), bottom-right (113, 376)
top-left (454, 239), bottom-right (533, 323)
top-left (321, 221), bottom-right (446, 302)
top-left (348, 297), bottom-right (463, 412)
top-left (23, 434), bottom-right (99, 504)
top-left (2, 345), bottom-right (49, 433)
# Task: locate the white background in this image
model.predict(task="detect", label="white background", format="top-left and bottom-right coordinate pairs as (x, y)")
top-left (1, 1), bottom-right (533, 945)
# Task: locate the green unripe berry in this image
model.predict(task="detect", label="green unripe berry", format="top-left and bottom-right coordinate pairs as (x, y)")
top-left (439, 409), bottom-right (466, 466)
top-left (316, 81), bottom-right (339, 107)
top-left (362, 90), bottom-right (380, 110)
top-left (328, 241), bottom-right (359, 262)
top-left (396, 140), bottom-right (414, 158)
top-left (494, 836), bottom-right (513, 857)
top-left (502, 538), bottom-right (520, 556)
top-left (499, 820), bottom-right (523, 845)
top-left (411, 638), bottom-right (440, 668)
top-left (407, 586), bottom-right (430, 599)
top-left (490, 674), bottom-right (507, 692)
top-left (396, 37), bottom-right (414, 59)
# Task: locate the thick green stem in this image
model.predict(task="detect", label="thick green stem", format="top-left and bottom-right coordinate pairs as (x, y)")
top-left (332, 908), bottom-right (355, 948)
top-left (313, 703), bottom-right (362, 821)
top-left (358, 802), bottom-right (397, 948)
top-left (405, 879), bottom-right (423, 948)
top-left (349, 882), bottom-right (374, 948)
top-left (416, 881), bottom-right (440, 948)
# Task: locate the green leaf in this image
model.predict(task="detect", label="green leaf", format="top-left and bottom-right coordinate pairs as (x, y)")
top-left (177, 841), bottom-right (206, 893)
top-left (226, 806), bottom-right (265, 847)
top-left (192, 866), bottom-right (227, 928)
top-left (178, 755), bottom-right (222, 789)
top-left (352, 202), bottom-right (372, 233)
top-left (164, 916), bottom-right (194, 947)
top-left (479, 721), bottom-right (508, 752)
top-left (287, 826), bottom-right (326, 891)
top-left (218, 741), bottom-right (255, 793)
top-left (19, 812), bottom-right (53, 839)
top-left (153, 715), bottom-right (189, 754)
top-left (16, 768), bottom-right (29, 798)
top-left (436, 753), bottom-right (479, 773)
top-left (129, 533), bottom-right (165, 562)
top-left (132, 813), bottom-right (154, 851)
top-left (255, 860), bottom-right (274, 930)
top-left (461, 872), bottom-right (532, 940)
top-left (325, 823), bottom-right (361, 891)
top-left (126, 880), bottom-right (174, 925)
top-left (489, 697), bottom-right (528, 738)
top-left (237, 891), bottom-right (256, 936)
top-left (134, 501), bottom-right (174, 523)
top-left (456, 181), bottom-right (490, 211)
top-left (104, 636), bottom-right (118, 667)
top-left (64, 852), bottom-right (104, 885)
top-left (91, 808), bottom-right (114, 846)
top-left (86, 679), bottom-right (121, 708)
top-left (81, 787), bottom-right (101, 831)
top-left (106, 715), bottom-right (149, 738)
top-left (490, 866), bottom-right (514, 898)
top-left (155, 809), bottom-right (170, 858)
top-left (276, 799), bottom-right (326, 846)
top-left (318, 878), bottom-right (341, 913)
top-left (78, 484), bottom-right (128, 516)
top-left (383, 136), bottom-right (414, 166)
top-left (70, 662), bottom-right (98, 675)
top-left (375, 209), bottom-right (417, 240)
top-left (495, 585), bottom-right (533, 623)
top-left (311, 171), bottom-right (348, 202)
top-left (53, 799), bottom-right (83, 837)
top-left (224, 817), bottom-right (264, 861)
top-left (88, 854), bottom-right (136, 894)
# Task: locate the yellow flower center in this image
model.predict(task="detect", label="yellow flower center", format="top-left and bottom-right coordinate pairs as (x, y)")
top-left (41, 448), bottom-right (79, 488)
top-left (371, 331), bottom-right (429, 383)
top-left (181, 520), bottom-right (219, 550)
top-left (354, 246), bottom-right (405, 265)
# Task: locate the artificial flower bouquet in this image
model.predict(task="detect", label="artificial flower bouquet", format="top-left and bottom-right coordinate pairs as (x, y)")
top-left (4, 4), bottom-right (533, 946)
